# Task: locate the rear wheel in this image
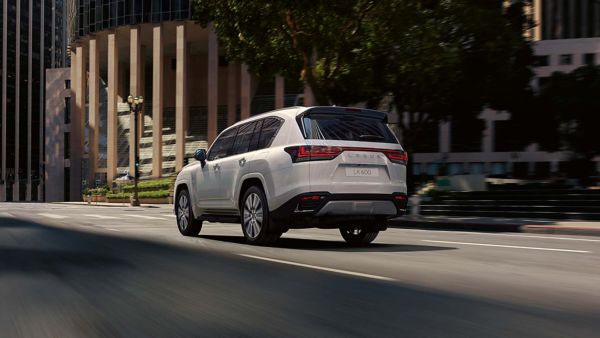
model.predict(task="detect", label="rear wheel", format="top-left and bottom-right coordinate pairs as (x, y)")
top-left (340, 227), bottom-right (379, 246)
top-left (240, 186), bottom-right (281, 245)
top-left (176, 189), bottom-right (202, 236)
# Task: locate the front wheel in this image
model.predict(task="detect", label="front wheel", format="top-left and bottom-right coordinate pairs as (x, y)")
top-left (240, 186), bottom-right (281, 245)
top-left (340, 227), bottom-right (379, 246)
top-left (176, 189), bottom-right (202, 236)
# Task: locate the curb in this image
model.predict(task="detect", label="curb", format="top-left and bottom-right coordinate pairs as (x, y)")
top-left (389, 219), bottom-right (600, 237)
top-left (521, 225), bottom-right (600, 237)
top-left (388, 219), bottom-right (522, 233)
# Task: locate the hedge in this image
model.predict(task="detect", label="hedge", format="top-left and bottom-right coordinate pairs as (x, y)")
top-left (107, 189), bottom-right (170, 199)
top-left (120, 178), bottom-right (173, 193)
top-left (83, 187), bottom-right (109, 196)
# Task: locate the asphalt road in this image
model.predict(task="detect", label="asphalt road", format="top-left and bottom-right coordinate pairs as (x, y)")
top-left (1, 203), bottom-right (599, 337)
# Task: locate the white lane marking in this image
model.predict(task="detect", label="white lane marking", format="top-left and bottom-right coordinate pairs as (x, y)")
top-left (37, 213), bottom-right (69, 219)
top-left (123, 214), bottom-right (168, 220)
top-left (105, 228), bottom-right (121, 232)
top-left (396, 228), bottom-right (600, 243)
top-left (238, 254), bottom-right (396, 282)
top-left (0, 212), bottom-right (15, 218)
top-left (422, 240), bottom-right (591, 253)
top-left (164, 214), bottom-right (177, 218)
top-left (494, 233), bottom-right (600, 243)
top-left (83, 214), bottom-right (120, 219)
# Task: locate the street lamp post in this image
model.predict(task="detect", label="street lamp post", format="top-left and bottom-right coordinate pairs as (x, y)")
top-left (127, 95), bottom-right (144, 207)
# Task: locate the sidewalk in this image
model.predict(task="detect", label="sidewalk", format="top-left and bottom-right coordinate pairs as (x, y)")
top-left (52, 201), bottom-right (173, 209)
top-left (389, 215), bottom-right (600, 237)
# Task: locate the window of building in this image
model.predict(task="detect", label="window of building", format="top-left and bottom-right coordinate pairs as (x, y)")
top-left (584, 53), bottom-right (596, 66)
top-left (491, 162), bottom-right (507, 177)
top-left (448, 163), bottom-right (464, 176)
top-left (64, 97), bottom-right (71, 124)
top-left (426, 163), bottom-right (440, 176)
top-left (534, 55), bottom-right (550, 67)
top-left (559, 54), bottom-right (573, 65)
top-left (65, 79), bottom-right (71, 89)
top-left (469, 163), bottom-right (485, 175)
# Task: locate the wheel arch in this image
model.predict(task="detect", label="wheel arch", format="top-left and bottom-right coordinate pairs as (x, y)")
top-left (237, 175), bottom-right (267, 210)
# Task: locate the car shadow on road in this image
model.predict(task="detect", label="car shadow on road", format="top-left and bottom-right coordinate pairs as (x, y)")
top-left (198, 235), bottom-right (456, 252)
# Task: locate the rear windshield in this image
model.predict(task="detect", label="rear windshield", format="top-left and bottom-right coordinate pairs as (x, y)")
top-left (301, 113), bottom-right (398, 144)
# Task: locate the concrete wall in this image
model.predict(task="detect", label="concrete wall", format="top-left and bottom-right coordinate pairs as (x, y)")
top-left (44, 68), bottom-right (70, 202)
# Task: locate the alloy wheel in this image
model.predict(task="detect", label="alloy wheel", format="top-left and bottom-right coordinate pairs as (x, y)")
top-left (243, 193), bottom-right (263, 239)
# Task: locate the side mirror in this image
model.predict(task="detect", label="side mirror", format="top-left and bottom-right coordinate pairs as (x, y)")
top-left (194, 149), bottom-right (207, 167)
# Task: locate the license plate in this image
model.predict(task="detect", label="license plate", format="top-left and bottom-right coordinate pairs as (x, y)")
top-left (345, 167), bottom-right (379, 177)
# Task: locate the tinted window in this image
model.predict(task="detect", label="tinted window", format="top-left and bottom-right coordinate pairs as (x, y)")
top-left (232, 122), bottom-right (256, 155)
top-left (208, 127), bottom-right (237, 160)
top-left (248, 120), bottom-right (263, 152)
top-left (258, 118), bottom-right (283, 149)
top-left (302, 113), bottom-right (398, 144)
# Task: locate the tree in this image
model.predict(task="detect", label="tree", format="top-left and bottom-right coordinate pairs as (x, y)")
top-left (194, 0), bottom-right (389, 105)
top-left (535, 65), bottom-right (600, 162)
top-left (196, 2), bottom-right (533, 160)
top-left (366, 1), bottom-right (535, 158)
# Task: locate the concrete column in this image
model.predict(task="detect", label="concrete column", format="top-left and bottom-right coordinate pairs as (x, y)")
top-left (107, 33), bottom-right (119, 185)
top-left (240, 64), bottom-right (251, 120)
top-left (26, 0), bottom-right (33, 201)
top-left (152, 25), bottom-right (164, 178)
top-left (207, 23), bottom-right (219, 144)
top-left (303, 84), bottom-right (315, 106)
top-left (533, 0), bottom-right (542, 40)
top-left (175, 23), bottom-right (188, 171)
top-left (130, 27), bottom-right (141, 177)
top-left (88, 38), bottom-right (100, 186)
top-left (275, 76), bottom-right (285, 109)
top-left (1, 0), bottom-right (7, 201)
top-left (482, 119), bottom-right (494, 154)
top-left (14, 0), bottom-right (21, 201)
top-left (71, 45), bottom-right (86, 200)
top-left (439, 121), bottom-right (451, 153)
top-left (227, 64), bottom-right (238, 126)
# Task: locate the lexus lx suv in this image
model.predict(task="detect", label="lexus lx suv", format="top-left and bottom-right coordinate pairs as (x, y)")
top-left (174, 106), bottom-right (407, 245)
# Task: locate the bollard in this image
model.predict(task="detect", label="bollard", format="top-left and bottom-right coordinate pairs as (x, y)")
top-left (409, 194), bottom-right (421, 217)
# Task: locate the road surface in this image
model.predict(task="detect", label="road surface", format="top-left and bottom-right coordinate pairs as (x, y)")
top-left (0, 203), bottom-right (599, 337)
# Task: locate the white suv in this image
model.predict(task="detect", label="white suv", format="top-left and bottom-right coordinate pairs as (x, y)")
top-left (174, 106), bottom-right (407, 245)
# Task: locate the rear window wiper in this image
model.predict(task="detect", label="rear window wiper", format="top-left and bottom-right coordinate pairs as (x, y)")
top-left (359, 134), bottom-right (385, 141)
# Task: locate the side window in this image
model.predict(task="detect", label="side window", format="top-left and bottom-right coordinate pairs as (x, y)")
top-left (208, 127), bottom-right (238, 161)
top-left (232, 121), bottom-right (256, 155)
top-left (257, 118), bottom-right (283, 150)
top-left (248, 120), bottom-right (263, 152)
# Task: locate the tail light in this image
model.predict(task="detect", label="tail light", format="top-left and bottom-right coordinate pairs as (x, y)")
top-left (383, 150), bottom-right (408, 164)
top-left (285, 146), bottom-right (343, 162)
top-left (298, 194), bottom-right (326, 210)
top-left (285, 146), bottom-right (407, 164)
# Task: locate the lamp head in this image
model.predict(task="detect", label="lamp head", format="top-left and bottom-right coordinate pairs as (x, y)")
top-left (138, 96), bottom-right (144, 104)
top-left (134, 97), bottom-right (140, 105)
top-left (127, 95), bottom-right (134, 104)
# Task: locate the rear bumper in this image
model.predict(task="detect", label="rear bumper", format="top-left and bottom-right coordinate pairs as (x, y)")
top-left (270, 192), bottom-right (407, 229)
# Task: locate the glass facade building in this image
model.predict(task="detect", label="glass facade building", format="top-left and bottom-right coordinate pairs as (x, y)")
top-left (1, 0), bottom-right (67, 201)
top-left (71, 0), bottom-right (191, 40)
top-left (540, 0), bottom-right (600, 40)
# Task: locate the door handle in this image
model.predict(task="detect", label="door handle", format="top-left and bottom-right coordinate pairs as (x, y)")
top-left (239, 158), bottom-right (246, 167)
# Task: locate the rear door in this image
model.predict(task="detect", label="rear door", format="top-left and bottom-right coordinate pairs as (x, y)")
top-left (300, 108), bottom-right (407, 194)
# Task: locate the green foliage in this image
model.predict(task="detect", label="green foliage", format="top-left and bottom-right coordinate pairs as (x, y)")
top-left (83, 187), bottom-right (109, 196)
top-left (120, 178), bottom-right (173, 193)
top-left (533, 65), bottom-right (600, 160)
top-left (106, 190), bottom-right (170, 200)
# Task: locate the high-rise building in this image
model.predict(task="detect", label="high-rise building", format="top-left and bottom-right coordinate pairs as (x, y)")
top-left (1, 0), bottom-right (67, 201)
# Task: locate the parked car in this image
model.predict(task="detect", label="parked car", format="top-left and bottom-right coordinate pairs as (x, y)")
top-left (174, 106), bottom-right (408, 245)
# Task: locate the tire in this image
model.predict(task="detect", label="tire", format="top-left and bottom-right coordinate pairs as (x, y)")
top-left (340, 227), bottom-right (379, 246)
top-left (240, 186), bottom-right (281, 245)
top-left (176, 188), bottom-right (202, 236)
